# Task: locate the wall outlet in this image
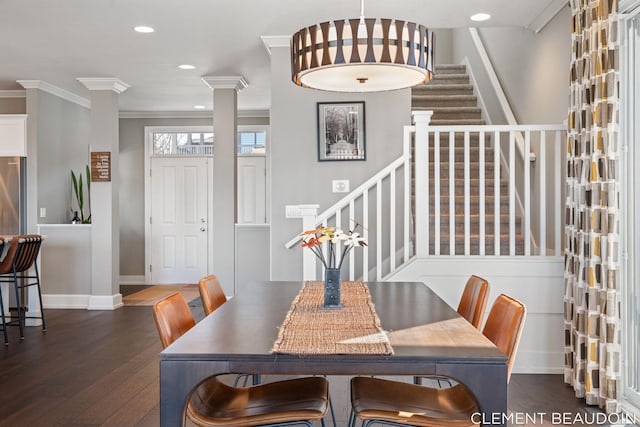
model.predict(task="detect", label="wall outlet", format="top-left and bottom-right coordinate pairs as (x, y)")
top-left (39, 207), bottom-right (46, 218)
top-left (332, 179), bottom-right (350, 193)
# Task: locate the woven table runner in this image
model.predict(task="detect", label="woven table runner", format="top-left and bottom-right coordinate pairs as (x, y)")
top-left (271, 281), bottom-right (393, 355)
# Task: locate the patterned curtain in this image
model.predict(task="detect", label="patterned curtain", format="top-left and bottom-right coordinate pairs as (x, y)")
top-left (564, 0), bottom-right (621, 413)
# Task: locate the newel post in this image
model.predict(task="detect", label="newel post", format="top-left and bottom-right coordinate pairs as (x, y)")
top-left (299, 204), bottom-right (320, 281)
top-left (413, 110), bottom-right (433, 258)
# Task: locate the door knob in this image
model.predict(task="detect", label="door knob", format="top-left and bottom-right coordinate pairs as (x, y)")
top-left (200, 227), bottom-right (206, 232)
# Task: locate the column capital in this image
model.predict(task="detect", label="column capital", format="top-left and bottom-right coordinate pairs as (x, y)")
top-left (76, 78), bottom-right (130, 94)
top-left (201, 76), bottom-right (248, 92)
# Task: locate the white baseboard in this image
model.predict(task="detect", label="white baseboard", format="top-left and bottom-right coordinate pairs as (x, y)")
top-left (88, 294), bottom-right (124, 310)
top-left (120, 275), bottom-right (146, 285)
top-left (513, 351), bottom-right (564, 374)
top-left (43, 293), bottom-right (124, 310)
top-left (43, 294), bottom-right (91, 309)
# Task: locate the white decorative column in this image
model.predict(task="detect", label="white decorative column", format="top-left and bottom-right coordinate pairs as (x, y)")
top-left (202, 76), bottom-right (247, 296)
top-left (413, 110), bottom-right (433, 258)
top-left (77, 77), bottom-right (129, 310)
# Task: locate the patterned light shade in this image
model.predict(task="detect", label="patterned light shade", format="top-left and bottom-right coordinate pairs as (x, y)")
top-left (291, 18), bottom-right (435, 92)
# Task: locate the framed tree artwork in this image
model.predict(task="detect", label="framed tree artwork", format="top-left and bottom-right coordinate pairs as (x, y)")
top-left (317, 102), bottom-right (366, 161)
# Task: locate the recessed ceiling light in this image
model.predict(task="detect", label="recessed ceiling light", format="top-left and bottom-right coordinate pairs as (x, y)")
top-left (470, 13), bottom-right (491, 22)
top-left (194, 105), bottom-right (206, 109)
top-left (179, 64), bottom-right (196, 70)
top-left (133, 26), bottom-right (154, 33)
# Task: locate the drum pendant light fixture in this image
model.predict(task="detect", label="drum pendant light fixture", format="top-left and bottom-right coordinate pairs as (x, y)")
top-left (291, 0), bottom-right (435, 92)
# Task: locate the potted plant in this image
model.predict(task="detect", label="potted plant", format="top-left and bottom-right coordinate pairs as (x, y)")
top-left (71, 165), bottom-right (91, 224)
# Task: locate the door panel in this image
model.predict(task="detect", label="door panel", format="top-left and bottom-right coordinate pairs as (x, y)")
top-left (151, 157), bottom-right (209, 283)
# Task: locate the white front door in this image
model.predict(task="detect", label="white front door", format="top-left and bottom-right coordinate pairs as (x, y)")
top-left (149, 157), bottom-right (210, 283)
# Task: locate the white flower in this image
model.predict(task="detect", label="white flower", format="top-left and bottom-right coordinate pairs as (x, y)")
top-left (332, 229), bottom-right (350, 244)
top-left (343, 232), bottom-right (367, 247)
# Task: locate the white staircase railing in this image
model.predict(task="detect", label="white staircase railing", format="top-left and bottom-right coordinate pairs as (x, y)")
top-left (285, 114), bottom-right (420, 281)
top-left (421, 123), bottom-right (566, 257)
top-left (286, 112), bottom-right (566, 280)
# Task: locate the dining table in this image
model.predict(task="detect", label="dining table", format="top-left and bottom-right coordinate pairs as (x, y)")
top-left (159, 281), bottom-right (509, 427)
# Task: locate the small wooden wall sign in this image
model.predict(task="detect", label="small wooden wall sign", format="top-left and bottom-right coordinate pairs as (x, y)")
top-left (91, 151), bottom-right (111, 182)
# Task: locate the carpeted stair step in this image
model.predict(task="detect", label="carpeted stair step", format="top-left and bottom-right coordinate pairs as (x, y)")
top-left (427, 162), bottom-right (496, 179)
top-left (428, 107), bottom-right (483, 121)
top-left (429, 73), bottom-right (470, 85)
top-left (430, 118), bottom-right (486, 126)
top-left (427, 179), bottom-right (509, 196)
top-left (434, 64), bottom-right (467, 75)
top-left (429, 237), bottom-right (526, 256)
top-left (426, 148), bottom-right (496, 162)
top-left (412, 84), bottom-right (475, 96)
top-left (412, 94), bottom-right (479, 108)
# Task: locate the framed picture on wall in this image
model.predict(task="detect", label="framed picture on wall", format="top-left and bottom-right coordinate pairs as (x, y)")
top-left (317, 102), bottom-right (366, 161)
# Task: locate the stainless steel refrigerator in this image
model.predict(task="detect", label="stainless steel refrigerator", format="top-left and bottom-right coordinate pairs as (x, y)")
top-left (0, 156), bottom-right (26, 235)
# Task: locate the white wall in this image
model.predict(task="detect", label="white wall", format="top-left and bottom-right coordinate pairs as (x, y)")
top-left (268, 46), bottom-right (412, 281)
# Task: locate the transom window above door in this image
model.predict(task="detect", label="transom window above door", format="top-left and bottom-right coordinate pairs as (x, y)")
top-left (153, 132), bottom-right (214, 156)
top-left (238, 130), bottom-right (266, 154)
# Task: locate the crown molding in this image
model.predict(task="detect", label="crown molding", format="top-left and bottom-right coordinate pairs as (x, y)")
top-left (527, 0), bottom-right (568, 33)
top-left (16, 80), bottom-right (90, 108)
top-left (260, 35), bottom-right (290, 56)
top-left (201, 76), bottom-right (248, 92)
top-left (119, 109), bottom-right (269, 119)
top-left (76, 77), bottom-right (130, 94)
top-left (0, 90), bottom-right (26, 98)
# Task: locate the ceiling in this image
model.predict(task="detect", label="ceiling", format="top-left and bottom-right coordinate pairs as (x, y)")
top-left (0, 0), bottom-right (566, 113)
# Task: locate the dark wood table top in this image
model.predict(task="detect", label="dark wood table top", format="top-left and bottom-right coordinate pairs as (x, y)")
top-left (161, 281), bottom-right (506, 365)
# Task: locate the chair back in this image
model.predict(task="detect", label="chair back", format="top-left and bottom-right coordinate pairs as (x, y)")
top-left (152, 292), bottom-right (196, 349)
top-left (0, 235), bottom-right (43, 275)
top-left (198, 275), bottom-right (227, 316)
top-left (482, 294), bottom-right (526, 381)
top-left (456, 275), bottom-right (490, 329)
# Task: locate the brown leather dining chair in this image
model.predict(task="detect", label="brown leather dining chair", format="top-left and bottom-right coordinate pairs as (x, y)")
top-left (0, 234), bottom-right (45, 345)
top-left (456, 275), bottom-right (490, 329)
top-left (153, 292), bottom-right (330, 427)
top-left (197, 274), bottom-right (255, 387)
top-left (414, 275), bottom-right (490, 386)
top-left (198, 274), bottom-right (227, 316)
top-left (349, 293), bottom-right (526, 427)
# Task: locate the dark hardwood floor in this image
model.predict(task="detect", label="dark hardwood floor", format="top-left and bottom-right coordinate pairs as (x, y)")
top-left (0, 297), bottom-right (615, 427)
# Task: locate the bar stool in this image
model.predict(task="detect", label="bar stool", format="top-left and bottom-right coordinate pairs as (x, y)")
top-left (0, 237), bottom-right (8, 345)
top-left (0, 234), bottom-right (45, 343)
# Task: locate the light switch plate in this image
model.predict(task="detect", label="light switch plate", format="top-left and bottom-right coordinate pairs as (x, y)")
top-left (285, 205), bottom-right (304, 218)
top-left (332, 179), bottom-right (350, 193)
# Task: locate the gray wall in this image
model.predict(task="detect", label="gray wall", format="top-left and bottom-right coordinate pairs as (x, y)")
top-left (451, 10), bottom-right (570, 253)
top-left (0, 97), bottom-right (26, 114)
top-left (434, 29), bottom-right (453, 65)
top-left (118, 115), bottom-right (269, 277)
top-left (452, 7), bottom-right (571, 125)
top-left (269, 46), bottom-right (412, 281)
top-left (35, 91), bottom-right (91, 224)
